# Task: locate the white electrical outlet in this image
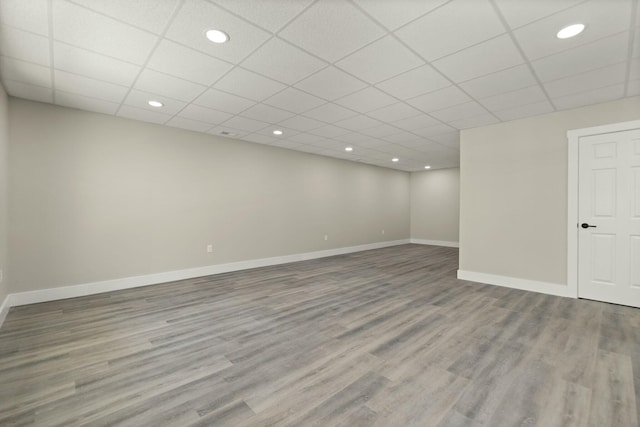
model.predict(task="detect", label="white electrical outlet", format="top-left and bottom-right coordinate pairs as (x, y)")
top-left (324, 235), bottom-right (328, 241)
top-left (206, 244), bottom-right (213, 253)
top-left (0, 269), bottom-right (3, 283)
top-left (381, 229), bottom-right (385, 235)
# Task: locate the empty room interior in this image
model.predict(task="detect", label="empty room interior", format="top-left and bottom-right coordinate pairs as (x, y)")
top-left (1, 0), bottom-right (640, 425)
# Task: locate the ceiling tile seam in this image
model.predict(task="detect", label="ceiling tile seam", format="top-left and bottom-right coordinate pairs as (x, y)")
top-left (0, 22), bottom-right (51, 40)
top-left (113, 0), bottom-right (186, 116)
top-left (48, 39), bottom-right (145, 68)
top-left (350, 0), bottom-right (454, 34)
top-left (54, 88), bottom-right (122, 106)
top-left (497, 0), bottom-right (592, 31)
top-left (524, 29), bottom-right (633, 65)
top-left (542, 59), bottom-right (630, 92)
top-left (346, 0), bottom-right (503, 130)
top-left (208, 0), bottom-right (321, 36)
top-left (47, 0), bottom-right (56, 103)
top-left (551, 80), bottom-right (629, 104)
top-left (623, 0), bottom-right (639, 96)
top-left (488, 0), bottom-right (558, 112)
top-left (167, 0), bottom-right (325, 130)
top-left (63, 0), bottom-right (168, 37)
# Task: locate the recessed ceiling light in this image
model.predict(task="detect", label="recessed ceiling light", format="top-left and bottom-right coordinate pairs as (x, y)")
top-left (345, 147), bottom-right (353, 152)
top-left (424, 165), bottom-right (431, 169)
top-left (273, 130), bottom-right (283, 135)
top-left (556, 24), bottom-right (585, 39)
top-left (392, 158), bottom-right (399, 162)
top-left (206, 29), bottom-right (230, 44)
top-left (148, 100), bottom-right (163, 108)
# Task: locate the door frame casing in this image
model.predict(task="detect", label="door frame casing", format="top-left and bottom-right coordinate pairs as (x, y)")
top-left (567, 119), bottom-right (640, 300)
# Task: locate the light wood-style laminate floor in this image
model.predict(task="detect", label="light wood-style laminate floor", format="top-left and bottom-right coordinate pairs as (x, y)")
top-left (1, 244), bottom-right (639, 426)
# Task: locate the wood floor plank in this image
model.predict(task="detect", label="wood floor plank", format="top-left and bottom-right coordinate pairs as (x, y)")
top-left (0, 244), bottom-right (638, 426)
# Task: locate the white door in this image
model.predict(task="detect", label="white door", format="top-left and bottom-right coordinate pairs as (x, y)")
top-left (578, 129), bottom-right (640, 307)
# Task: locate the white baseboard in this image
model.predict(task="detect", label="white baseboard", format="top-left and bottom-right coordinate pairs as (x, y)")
top-left (0, 294), bottom-right (10, 327)
top-left (5, 239), bottom-right (411, 312)
top-left (410, 238), bottom-right (459, 248)
top-left (457, 270), bottom-right (575, 298)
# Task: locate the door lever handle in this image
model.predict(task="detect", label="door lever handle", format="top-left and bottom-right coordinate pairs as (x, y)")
top-left (581, 223), bottom-right (597, 229)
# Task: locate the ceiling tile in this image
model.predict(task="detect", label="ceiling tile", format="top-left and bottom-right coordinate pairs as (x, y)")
top-left (294, 66), bottom-right (367, 100)
top-left (279, 1), bottom-right (384, 62)
top-left (2, 79), bottom-right (52, 102)
top-left (367, 102), bottom-right (422, 121)
top-left (0, 56), bottom-right (51, 87)
top-left (407, 86), bottom-right (471, 113)
top-left (458, 64), bottom-right (538, 99)
top-left (241, 38), bottom-right (326, 85)
top-left (53, 1), bottom-right (156, 65)
top-left (412, 123), bottom-right (457, 138)
top-left (241, 103), bottom-right (295, 123)
top-left (333, 132), bottom-right (373, 143)
top-left (334, 86), bottom-right (397, 113)
top-left (214, 67), bottom-right (286, 101)
top-left (336, 36), bottom-right (423, 84)
top-left (353, 138), bottom-right (393, 149)
top-left (67, 0), bottom-right (179, 34)
top-left (513, 0), bottom-right (631, 61)
top-left (117, 105), bottom-right (172, 124)
top-left (544, 62), bottom-right (627, 98)
top-left (177, 104), bottom-right (233, 124)
top-left (395, 0), bottom-right (505, 61)
top-left (493, 0), bottom-right (584, 29)
top-left (433, 34), bottom-right (524, 83)
top-left (166, 0), bottom-right (271, 63)
top-left (334, 115), bottom-right (381, 131)
top-left (352, 0), bottom-right (448, 30)
top-left (222, 115), bottom-right (270, 132)
top-left (263, 87), bottom-right (326, 113)
top-left (428, 131), bottom-right (460, 149)
top-left (147, 40), bottom-right (233, 86)
top-left (391, 114), bottom-right (438, 131)
top-left (552, 83), bottom-right (625, 110)
top-left (286, 132), bottom-right (325, 144)
top-left (0, 0), bottom-right (49, 35)
top-left (376, 65), bottom-right (450, 100)
top-left (480, 85), bottom-right (548, 111)
top-left (278, 115), bottom-right (324, 131)
top-left (303, 103), bottom-right (358, 122)
top-left (383, 131), bottom-right (421, 144)
top-left (54, 70), bottom-right (128, 103)
top-left (53, 42), bottom-right (140, 87)
top-left (123, 89), bottom-right (187, 115)
top-left (308, 125), bottom-right (351, 138)
top-left (430, 101), bottom-right (488, 122)
top-left (192, 88), bottom-right (256, 114)
top-left (211, 0), bottom-right (314, 32)
top-left (493, 100), bottom-right (555, 121)
top-left (165, 116), bottom-right (213, 133)
top-left (447, 113), bottom-right (500, 130)
top-left (532, 32), bottom-right (629, 82)
top-left (360, 124), bottom-right (404, 138)
top-left (135, 69), bottom-right (206, 102)
top-left (0, 25), bottom-right (50, 65)
top-left (55, 91), bottom-right (120, 115)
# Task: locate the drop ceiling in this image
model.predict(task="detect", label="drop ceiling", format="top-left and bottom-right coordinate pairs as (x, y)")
top-left (0, 0), bottom-right (638, 171)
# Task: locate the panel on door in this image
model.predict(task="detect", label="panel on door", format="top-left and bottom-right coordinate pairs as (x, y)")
top-left (578, 129), bottom-right (640, 308)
